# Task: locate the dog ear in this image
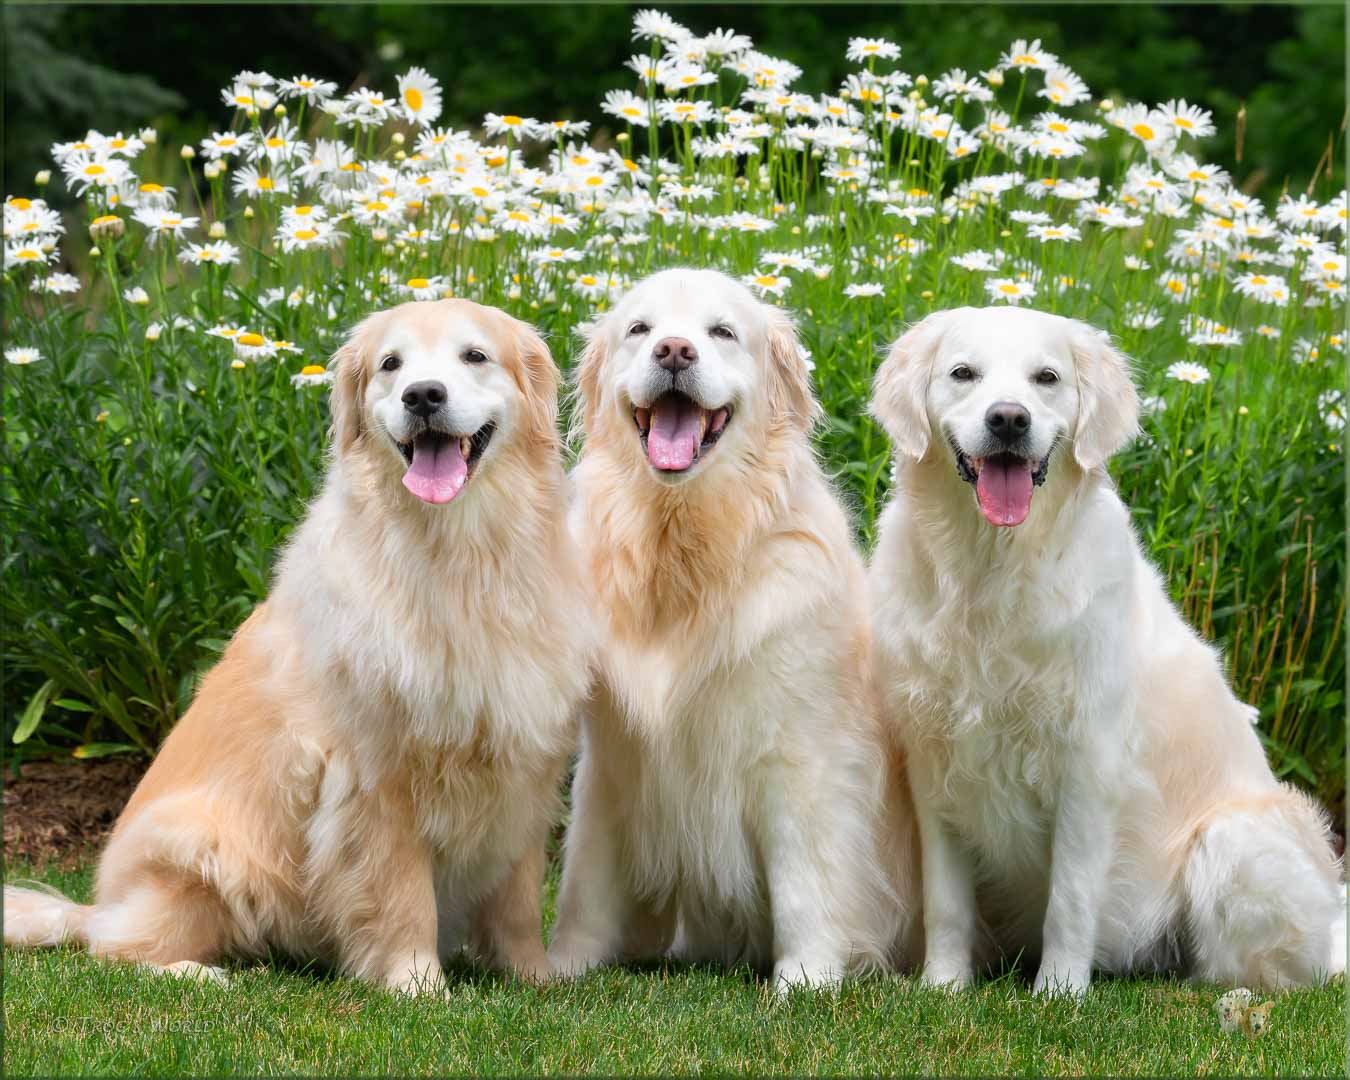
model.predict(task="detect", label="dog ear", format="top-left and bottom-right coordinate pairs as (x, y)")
top-left (328, 314), bottom-right (377, 456)
top-left (510, 318), bottom-right (561, 453)
top-left (763, 305), bottom-right (820, 433)
top-left (1070, 325), bottom-right (1139, 470)
top-left (871, 310), bottom-right (953, 461)
top-left (570, 313), bottom-right (611, 439)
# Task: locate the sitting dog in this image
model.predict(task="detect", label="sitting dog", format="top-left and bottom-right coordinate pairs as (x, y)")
top-left (868, 306), bottom-right (1345, 994)
top-left (546, 268), bottom-right (920, 992)
top-left (5, 299), bottom-right (592, 992)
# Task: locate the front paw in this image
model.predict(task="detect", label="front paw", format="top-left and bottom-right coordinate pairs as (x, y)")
top-left (384, 954), bottom-right (448, 997)
top-left (772, 955), bottom-right (843, 997)
top-left (1032, 957), bottom-right (1091, 997)
top-left (920, 957), bottom-right (974, 991)
top-left (545, 938), bottom-right (607, 980)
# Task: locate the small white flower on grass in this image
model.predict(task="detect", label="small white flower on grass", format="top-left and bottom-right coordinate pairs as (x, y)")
top-left (1038, 66), bottom-right (1091, 107)
top-left (278, 74), bottom-right (338, 104)
top-left (276, 219), bottom-right (339, 253)
top-left (1166, 361), bottom-right (1210, 384)
top-left (233, 331), bottom-right (277, 361)
top-left (1001, 38), bottom-right (1058, 72)
top-left (843, 282), bottom-right (884, 299)
top-left (1156, 269), bottom-right (1192, 303)
top-left (178, 240), bottom-right (240, 266)
top-left (396, 68), bottom-right (442, 127)
top-left (396, 275), bottom-right (449, 301)
top-left (601, 90), bottom-right (651, 127)
top-left (1154, 99), bottom-right (1216, 139)
top-left (1009, 209), bottom-right (1052, 225)
top-left (291, 364), bottom-right (334, 388)
top-left (846, 37), bottom-right (901, 63)
top-left (572, 272), bottom-right (625, 302)
top-left (34, 272), bottom-right (80, 295)
top-left (985, 278), bottom-right (1037, 304)
top-left (124, 286), bottom-right (150, 305)
top-left (952, 250), bottom-right (1000, 272)
top-left (1027, 222), bottom-right (1082, 243)
top-left (132, 208), bottom-right (199, 240)
top-left (485, 112), bottom-right (543, 140)
top-left (232, 165), bottom-right (288, 199)
top-left (5, 346), bottom-right (41, 365)
top-left (1232, 271), bottom-right (1289, 306)
top-left (1318, 390), bottom-right (1345, 431)
top-left (145, 322), bottom-right (163, 342)
top-left (742, 272), bottom-right (790, 298)
top-left (632, 8), bottom-right (689, 42)
top-left (4, 241), bottom-right (48, 269)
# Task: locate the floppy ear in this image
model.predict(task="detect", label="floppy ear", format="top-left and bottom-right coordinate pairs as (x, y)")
top-left (870, 310), bottom-right (953, 461)
top-left (762, 305), bottom-right (820, 433)
top-left (510, 318), bottom-right (562, 453)
top-left (570, 312), bottom-right (612, 439)
top-left (328, 314), bottom-right (377, 456)
top-left (1070, 325), bottom-right (1140, 469)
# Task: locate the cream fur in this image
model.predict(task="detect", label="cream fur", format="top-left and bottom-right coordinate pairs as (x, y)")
top-left (869, 306), bottom-right (1345, 994)
top-left (4, 299), bottom-right (593, 992)
top-left (547, 268), bottom-right (921, 992)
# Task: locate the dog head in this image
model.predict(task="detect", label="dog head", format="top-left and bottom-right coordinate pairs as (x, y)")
top-left (575, 267), bottom-right (816, 484)
top-left (329, 299), bottom-right (558, 505)
top-left (872, 306), bottom-right (1138, 527)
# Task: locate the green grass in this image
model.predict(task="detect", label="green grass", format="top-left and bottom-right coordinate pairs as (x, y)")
top-left (5, 860), bottom-right (1345, 1076)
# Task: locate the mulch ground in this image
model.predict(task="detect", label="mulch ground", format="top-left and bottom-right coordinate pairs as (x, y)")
top-left (3, 756), bottom-right (147, 869)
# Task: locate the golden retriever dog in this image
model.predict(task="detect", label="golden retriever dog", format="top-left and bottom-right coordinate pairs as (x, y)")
top-left (868, 306), bottom-right (1345, 994)
top-left (5, 299), bottom-right (592, 992)
top-left (546, 268), bottom-right (920, 992)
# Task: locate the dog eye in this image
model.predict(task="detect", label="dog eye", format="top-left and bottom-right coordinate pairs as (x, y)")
top-left (709, 324), bottom-right (736, 341)
top-left (950, 364), bottom-right (975, 381)
top-left (1035, 368), bottom-right (1060, 385)
top-left (380, 353), bottom-right (401, 373)
top-left (627, 321), bottom-right (650, 337)
top-left (463, 348), bottom-right (489, 365)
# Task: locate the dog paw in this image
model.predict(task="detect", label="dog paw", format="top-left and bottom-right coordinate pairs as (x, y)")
top-left (155, 960), bottom-right (228, 984)
top-left (772, 957), bottom-right (843, 997)
top-left (1032, 960), bottom-right (1091, 998)
top-left (920, 958), bottom-right (974, 991)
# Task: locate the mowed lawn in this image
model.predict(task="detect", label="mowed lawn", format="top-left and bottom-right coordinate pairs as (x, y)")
top-left (4, 861), bottom-right (1344, 1076)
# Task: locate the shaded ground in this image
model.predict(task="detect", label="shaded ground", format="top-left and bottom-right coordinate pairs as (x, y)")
top-left (3, 757), bottom-right (146, 868)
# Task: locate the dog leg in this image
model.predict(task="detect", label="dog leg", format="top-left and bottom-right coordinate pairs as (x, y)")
top-left (548, 740), bottom-right (642, 976)
top-left (758, 764), bottom-right (853, 995)
top-left (470, 841), bottom-right (550, 983)
top-left (909, 756), bottom-right (979, 990)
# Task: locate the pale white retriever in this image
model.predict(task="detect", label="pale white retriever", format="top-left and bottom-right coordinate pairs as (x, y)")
top-left (5, 300), bottom-right (592, 992)
top-left (869, 305), bottom-right (1345, 994)
top-left (547, 268), bottom-right (920, 991)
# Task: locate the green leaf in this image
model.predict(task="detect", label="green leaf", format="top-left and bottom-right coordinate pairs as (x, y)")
top-left (12, 679), bottom-right (55, 743)
top-left (71, 742), bottom-right (141, 759)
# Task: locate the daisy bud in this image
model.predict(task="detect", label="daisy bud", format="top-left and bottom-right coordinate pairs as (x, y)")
top-left (907, 90), bottom-right (920, 101)
top-left (372, 228), bottom-right (388, 242)
top-left (1000, 229), bottom-right (1012, 238)
top-left (1098, 99), bottom-right (1115, 113)
top-left (915, 75), bottom-right (929, 88)
top-left (96, 411), bottom-right (110, 423)
top-left (202, 162), bottom-right (218, 180)
top-left (243, 206), bottom-right (255, 219)
top-left (140, 127), bottom-right (158, 144)
top-left (180, 145), bottom-right (195, 160)
top-left (508, 286), bottom-right (521, 300)
top-left (1144, 238), bottom-right (1155, 250)
top-left (810, 149), bottom-right (822, 160)
top-left (394, 151), bottom-right (406, 161)
top-left (908, 158), bottom-right (921, 167)
top-left (616, 132), bottom-right (629, 143)
top-left (89, 246), bottom-right (102, 258)
top-left (983, 68), bottom-right (1005, 88)
top-left (90, 215), bottom-right (125, 241)
top-left (145, 323), bottom-right (163, 342)
top-left (35, 170), bottom-right (51, 187)
top-left (209, 222), bottom-right (226, 239)
top-left (758, 176), bottom-right (772, 191)
top-left (791, 225), bottom-right (801, 235)
top-left (529, 301), bottom-right (539, 310)
top-left (274, 104), bottom-right (287, 118)
top-left (41, 240), bottom-right (57, 254)
top-left (246, 108), bottom-right (259, 121)
top-left (1238, 405), bottom-right (1249, 416)
top-left (382, 244), bottom-right (396, 256)
top-left (391, 132), bottom-right (405, 146)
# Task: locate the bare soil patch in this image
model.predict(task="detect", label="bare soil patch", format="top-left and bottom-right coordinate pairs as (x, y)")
top-left (3, 756), bottom-right (146, 868)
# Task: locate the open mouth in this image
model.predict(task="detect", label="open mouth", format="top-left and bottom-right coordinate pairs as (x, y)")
top-left (397, 422), bottom-right (495, 505)
top-left (632, 391), bottom-right (731, 473)
top-left (951, 440), bottom-right (1051, 528)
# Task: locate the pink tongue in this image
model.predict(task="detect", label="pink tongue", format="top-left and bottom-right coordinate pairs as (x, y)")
top-left (402, 437), bottom-right (468, 504)
top-left (646, 396), bottom-right (704, 471)
top-left (976, 457), bottom-right (1034, 527)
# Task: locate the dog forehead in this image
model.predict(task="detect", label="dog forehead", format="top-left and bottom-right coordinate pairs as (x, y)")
top-left (377, 305), bottom-right (499, 358)
top-left (620, 269), bottom-right (750, 324)
top-left (943, 308), bottom-right (1070, 364)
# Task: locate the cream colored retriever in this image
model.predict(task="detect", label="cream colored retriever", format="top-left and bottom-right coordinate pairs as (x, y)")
top-left (5, 299), bottom-right (592, 992)
top-left (547, 268), bottom-right (919, 991)
top-left (869, 305), bottom-right (1345, 994)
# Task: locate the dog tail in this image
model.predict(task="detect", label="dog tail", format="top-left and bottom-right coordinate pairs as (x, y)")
top-left (4, 882), bottom-right (93, 948)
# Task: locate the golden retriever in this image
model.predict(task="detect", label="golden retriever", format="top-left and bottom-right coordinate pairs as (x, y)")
top-left (5, 299), bottom-right (593, 992)
top-left (546, 268), bottom-right (920, 991)
top-left (869, 305), bottom-right (1345, 993)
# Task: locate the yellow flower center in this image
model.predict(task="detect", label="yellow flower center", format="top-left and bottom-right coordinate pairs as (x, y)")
top-left (84, 164), bottom-right (106, 176)
top-left (1187, 170), bottom-right (1208, 181)
top-left (293, 229), bottom-right (318, 241)
top-left (301, 365), bottom-right (325, 376)
top-left (1250, 276), bottom-right (1267, 285)
top-left (238, 332), bottom-right (266, 347)
top-left (1131, 123), bottom-right (1155, 141)
top-left (366, 201), bottom-right (388, 212)
top-left (404, 87), bottom-right (424, 111)
top-left (1048, 121), bottom-right (1069, 134)
top-left (10, 198), bottom-right (32, 210)
top-left (508, 211), bottom-right (529, 221)
top-left (266, 137), bottom-right (285, 149)
top-left (406, 277), bottom-right (430, 289)
top-left (579, 275), bottom-right (598, 286)
top-left (998, 283), bottom-right (1019, 295)
top-left (622, 107), bottom-right (642, 118)
top-left (15, 248), bottom-right (39, 259)
top-left (754, 275), bottom-right (778, 286)
top-left (340, 162), bottom-right (364, 172)
top-left (502, 115), bottom-right (523, 125)
top-left (584, 175), bottom-right (604, 186)
top-left (1166, 280), bottom-right (1184, 294)
top-left (256, 177), bottom-right (274, 190)
top-left (1013, 54), bottom-right (1038, 65)
top-left (470, 186), bottom-right (489, 198)
top-left (161, 217), bottom-right (182, 227)
top-left (92, 214), bottom-right (119, 226)
top-left (219, 137), bottom-right (237, 147)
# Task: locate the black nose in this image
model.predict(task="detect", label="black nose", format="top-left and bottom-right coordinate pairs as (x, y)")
top-left (985, 401), bottom-right (1031, 441)
top-left (401, 380), bottom-right (447, 418)
top-left (653, 337), bottom-right (697, 373)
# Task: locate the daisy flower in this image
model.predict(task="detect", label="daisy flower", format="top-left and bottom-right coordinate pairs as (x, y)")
top-left (61, 152), bottom-right (132, 195)
top-left (178, 240), bottom-right (241, 266)
top-left (397, 68), bottom-right (443, 127)
top-left (132, 207), bottom-right (199, 240)
top-left (1124, 308), bottom-right (1164, 330)
top-left (221, 79), bottom-right (277, 112)
top-left (1001, 38), bottom-right (1058, 72)
top-left (1232, 271), bottom-right (1289, 305)
top-left (278, 74), bottom-right (339, 104)
top-left (1027, 223), bottom-right (1082, 243)
top-left (291, 364), bottom-right (335, 388)
top-left (951, 250), bottom-right (1000, 272)
top-left (484, 113), bottom-right (544, 140)
top-left (843, 282), bottom-right (884, 299)
top-left (233, 331), bottom-right (277, 361)
top-left (1166, 361), bottom-right (1211, 384)
top-left (232, 165), bottom-right (288, 199)
top-left (1156, 269), bottom-right (1192, 303)
top-left (530, 246), bottom-right (584, 266)
top-left (200, 130), bottom-right (254, 160)
top-left (1318, 389), bottom-right (1346, 431)
top-left (1153, 99), bottom-right (1216, 139)
top-left (35, 272), bottom-right (80, 295)
top-left (395, 275), bottom-right (449, 300)
top-left (571, 272), bottom-right (625, 302)
top-left (660, 64), bottom-right (719, 92)
top-left (846, 37), bottom-right (901, 63)
top-left (601, 89), bottom-right (651, 127)
top-left (1110, 103), bottom-right (1173, 157)
top-left (657, 99), bottom-right (715, 125)
top-left (3, 241), bottom-right (48, 269)
top-left (985, 278), bottom-right (1037, 304)
top-left (632, 8), bottom-right (689, 42)
top-left (742, 272), bottom-right (790, 298)
top-left (5, 346), bottom-right (41, 365)
top-left (124, 286), bottom-right (151, 305)
top-left (346, 88), bottom-right (397, 126)
top-left (1037, 67), bottom-right (1091, 107)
